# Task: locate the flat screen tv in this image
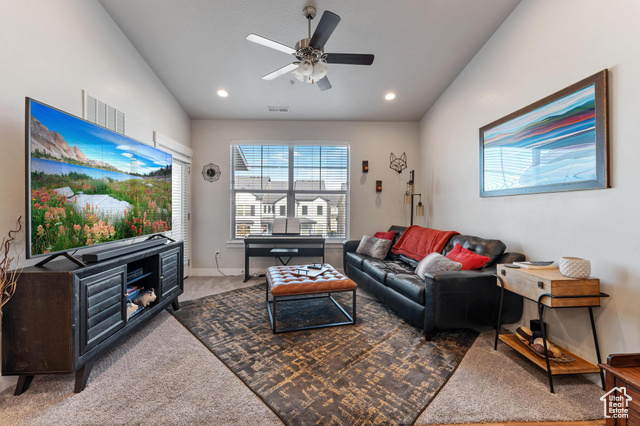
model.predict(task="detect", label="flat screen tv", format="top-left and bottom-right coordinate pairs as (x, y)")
top-left (26, 98), bottom-right (172, 258)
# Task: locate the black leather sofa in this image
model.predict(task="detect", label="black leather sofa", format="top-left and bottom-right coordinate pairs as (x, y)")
top-left (343, 225), bottom-right (524, 338)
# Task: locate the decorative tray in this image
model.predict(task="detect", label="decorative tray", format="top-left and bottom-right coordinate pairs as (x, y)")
top-left (514, 333), bottom-right (576, 363)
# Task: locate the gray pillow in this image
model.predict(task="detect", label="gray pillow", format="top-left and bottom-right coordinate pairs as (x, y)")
top-left (356, 235), bottom-right (393, 260)
top-left (415, 252), bottom-right (462, 279)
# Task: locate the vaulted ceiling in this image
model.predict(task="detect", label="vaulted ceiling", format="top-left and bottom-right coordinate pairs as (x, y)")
top-left (99, 0), bottom-right (520, 121)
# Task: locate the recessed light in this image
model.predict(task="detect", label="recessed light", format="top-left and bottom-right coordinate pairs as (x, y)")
top-left (384, 92), bottom-right (396, 101)
top-left (217, 89), bottom-right (229, 98)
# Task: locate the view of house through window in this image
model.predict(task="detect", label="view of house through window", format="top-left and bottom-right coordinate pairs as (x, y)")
top-left (231, 144), bottom-right (349, 239)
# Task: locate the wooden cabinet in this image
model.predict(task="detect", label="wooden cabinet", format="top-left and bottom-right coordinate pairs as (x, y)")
top-left (2, 241), bottom-right (183, 394)
top-left (600, 354), bottom-right (640, 425)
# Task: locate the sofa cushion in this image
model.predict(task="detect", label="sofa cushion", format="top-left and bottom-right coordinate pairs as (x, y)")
top-left (442, 235), bottom-right (506, 268)
top-left (384, 260), bottom-right (415, 275)
top-left (385, 225), bottom-right (407, 261)
top-left (399, 255), bottom-right (419, 268)
top-left (386, 273), bottom-right (425, 305)
top-left (345, 252), bottom-right (369, 269)
top-left (362, 259), bottom-right (390, 283)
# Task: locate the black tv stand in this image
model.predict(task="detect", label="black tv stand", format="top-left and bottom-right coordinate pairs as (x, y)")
top-left (35, 252), bottom-right (86, 268)
top-left (2, 241), bottom-right (184, 394)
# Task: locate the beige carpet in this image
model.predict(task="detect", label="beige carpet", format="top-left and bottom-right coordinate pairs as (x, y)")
top-left (417, 331), bottom-right (604, 424)
top-left (0, 276), bottom-right (282, 426)
top-left (0, 275), bottom-right (604, 425)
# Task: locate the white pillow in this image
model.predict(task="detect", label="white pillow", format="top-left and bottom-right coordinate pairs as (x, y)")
top-left (415, 252), bottom-right (462, 279)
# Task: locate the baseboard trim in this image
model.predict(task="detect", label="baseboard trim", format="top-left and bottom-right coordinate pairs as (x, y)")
top-left (190, 268), bottom-right (244, 277)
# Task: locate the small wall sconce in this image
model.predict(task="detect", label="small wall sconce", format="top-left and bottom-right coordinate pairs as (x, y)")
top-left (376, 180), bottom-right (382, 192)
top-left (362, 160), bottom-right (369, 173)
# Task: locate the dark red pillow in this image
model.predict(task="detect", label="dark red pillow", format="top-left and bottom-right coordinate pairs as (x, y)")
top-left (373, 231), bottom-right (395, 241)
top-left (445, 243), bottom-right (491, 270)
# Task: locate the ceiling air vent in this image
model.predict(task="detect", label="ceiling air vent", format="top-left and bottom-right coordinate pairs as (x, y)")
top-left (267, 106), bottom-right (290, 113)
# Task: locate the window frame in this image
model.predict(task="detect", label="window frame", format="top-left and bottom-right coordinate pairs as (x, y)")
top-left (230, 143), bottom-right (349, 241)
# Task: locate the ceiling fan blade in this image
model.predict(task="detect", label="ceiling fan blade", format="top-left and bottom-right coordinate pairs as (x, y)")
top-left (309, 11), bottom-right (341, 50)
top-left (325, 53), bottom-right (374, 65)
top-left (246, 34), bottom-right (295, 55)
top-left (262, 63), bottom-right (298, 81)
top-left (316, 76), bottom-right (331, 91)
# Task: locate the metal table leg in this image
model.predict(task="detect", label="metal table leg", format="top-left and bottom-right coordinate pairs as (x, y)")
top-left (494, 275), bottom-right (505, 350)
top-left (589, 307), bottom-right (606, 390)
top-left (537, 296), bottom-right (555, 393)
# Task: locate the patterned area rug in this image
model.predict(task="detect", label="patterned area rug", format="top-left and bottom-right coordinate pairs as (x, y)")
top-left (171, 284), bottom-right (477, 425)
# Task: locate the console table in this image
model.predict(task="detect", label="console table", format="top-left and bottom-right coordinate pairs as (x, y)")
top-left (494, 265), bottom-right (608, 393)
top-left (2, 241), bottom-right (183, 394)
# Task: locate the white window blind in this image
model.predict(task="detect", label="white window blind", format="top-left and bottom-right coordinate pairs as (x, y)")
top-left (231, 144), bottom-right (349, 239)
top-left (171, 159), bottom-right (191, 277)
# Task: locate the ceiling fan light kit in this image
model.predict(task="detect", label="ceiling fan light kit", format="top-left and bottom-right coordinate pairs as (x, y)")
top-left (246, 5), bottom-right (374, 91)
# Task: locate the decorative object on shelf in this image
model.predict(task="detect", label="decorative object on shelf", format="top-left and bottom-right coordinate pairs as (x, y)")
top-left (376, 180), bottom-right (382, 192)
top-left (246, 6), bottom-right (374, 91)
top-left (134, 288), bottom-right (157, 308)
top-left (202, 163), bottom-right (221, 182)
top-left (0, 216), bottom-right (22, 324)
top-left (559, 257), bottom-right (591, 278)
top-left (362, 160), bottom-right (369, 173)
top-left (389, 152), bottom-right (407, 173)
top-left (404, 170), bottom-right (424, 225)
top-left (480, 70), bottom-right (609, 197)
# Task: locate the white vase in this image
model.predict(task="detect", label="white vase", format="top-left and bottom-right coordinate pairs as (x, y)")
top-left (559, 257), bottom-right (591, 279)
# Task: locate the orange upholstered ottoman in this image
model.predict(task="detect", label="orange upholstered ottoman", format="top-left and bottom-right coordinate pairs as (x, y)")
top-left (265, 264), bottom-right (357, 333)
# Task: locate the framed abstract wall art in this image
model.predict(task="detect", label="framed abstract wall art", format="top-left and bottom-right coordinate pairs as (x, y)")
top-left (479, 70), bottom-right (609, 197)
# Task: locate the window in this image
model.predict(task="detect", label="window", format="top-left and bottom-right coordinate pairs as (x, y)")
top-left (231, 144), bottom-right (349, 239)
top-left (171, 159), bottom-right (191, 277)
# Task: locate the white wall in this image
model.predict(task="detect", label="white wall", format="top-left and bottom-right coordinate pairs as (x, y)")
top-left (190, 120), bottom-right (421, 275)
top-left (0, 0), bottom-right (190, 392)
top-left (419, 0), bottom-right (640, 378)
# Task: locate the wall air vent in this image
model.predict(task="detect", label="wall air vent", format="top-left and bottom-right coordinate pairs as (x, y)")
top-left (267, 106), bottom-right (290, 113)
top-left (83, 90), bottom-right (125, 134)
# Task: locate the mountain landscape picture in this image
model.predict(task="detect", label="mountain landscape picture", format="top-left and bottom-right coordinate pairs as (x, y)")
top-left (28, 99), bottom-right (172, 257)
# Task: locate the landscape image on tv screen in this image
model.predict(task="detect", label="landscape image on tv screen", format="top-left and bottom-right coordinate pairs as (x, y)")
top-left (28, 99), bottom-right (172, 257)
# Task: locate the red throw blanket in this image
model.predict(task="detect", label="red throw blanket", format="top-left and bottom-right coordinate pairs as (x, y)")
top-left (391, 226), bottom-right (459, 261)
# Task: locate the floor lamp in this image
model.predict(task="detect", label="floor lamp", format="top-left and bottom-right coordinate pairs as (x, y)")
top-left (404, 170), bottom-right (425, 226)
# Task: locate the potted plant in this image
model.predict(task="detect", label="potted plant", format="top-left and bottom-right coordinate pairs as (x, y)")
top-left (1, 217), bottom-right (23, 323)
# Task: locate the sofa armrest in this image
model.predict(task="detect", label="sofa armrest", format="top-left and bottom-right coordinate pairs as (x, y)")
top-left (422, 267), bottom-right (522, 333)
top-left (343, 240), bottom-right (361, 269)
top-left (498, 251), bottom-right (525, 264)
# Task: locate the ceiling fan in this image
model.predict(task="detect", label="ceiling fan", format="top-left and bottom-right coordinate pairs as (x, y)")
top-left (246, 6), bottom-right (374, 91)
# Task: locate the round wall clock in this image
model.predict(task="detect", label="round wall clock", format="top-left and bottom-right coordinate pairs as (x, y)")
top-left (202, 163), bottom-right (221, 182)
